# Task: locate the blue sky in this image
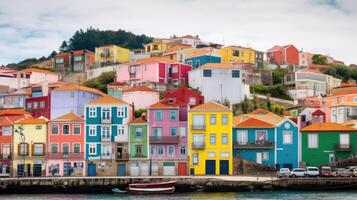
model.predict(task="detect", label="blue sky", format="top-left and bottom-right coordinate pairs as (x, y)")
top-left (0, 0), bottom-right (356, 65)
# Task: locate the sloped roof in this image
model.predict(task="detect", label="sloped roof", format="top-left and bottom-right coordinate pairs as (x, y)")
top-left (19, 68), bottom-right (57, 75)
top-left (199, 63), bottom-right (235, 69)
top-left (301, 122), bottom-right (356, 132)
top-left (149, 99), bottom-right (186, 109)
top-left (233, 108), bottom-right (284, 127)
top-left (130, 117), bottom-right (147, 124)
top-left (190, 101), bottom-right (231, 112)
top-left (331, 102), bottom-right (357, 107)
top-left (233, 115), bottom-right (275, 128)
top-left (135, 57), bottom-right (177, 64)
top-left (15, 117), bottom-right (47, 124)
top-left (0, 109), bottom-right (31, 116)
top-left (52, 84), bottom-right (106, 96)
top-left (51, 112), bottom-right (83, 122)
top-left (87, 95), bottom-right (129, 105)
top-left (124, 86), bottom-right (158, 93)
top-left (185, 49), bottom-right (217, 59)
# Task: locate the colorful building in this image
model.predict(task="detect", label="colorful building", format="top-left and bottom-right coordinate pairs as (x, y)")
top-left (164, 86), bottom-right (204, 108)
top-left (188, 102), bottom-right (233, 175)
top-left (301, 123), bottom-right (357, 166)
top-left (95, 45), bottom-right (130, 66)
top-left (233, 109), bottom-right (299, 170)
top-left (107, 82), bottom-right (129, 99)
top-left (54, 50), bottom-right (95, 75)
top-left (122, 86), bottom-right (160, 110)
top-left (148, 99), bottom-right (189, 176)
top-left (144, 38), bottom-right (171, 56)
top-left (331, 102), bottom-right (357, 124)
top-left (50, 84), bottom-right (105, 119)
top-left (128, 114), bottom-right (149, 176)
top-left (13, 117), bottom-right (48, 177)
top-left (85, 95), bottom-right (131, 176)
top-left (219, 46), bottom-right (256, 64)
top-left (267, 44), bottom-right (299, 66)
top-left (46, 113), bottom-right (85, 176)
top-left (184, 49), bottom-right (221, 69)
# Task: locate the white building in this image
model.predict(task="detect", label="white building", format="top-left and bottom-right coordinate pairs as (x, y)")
top-left (188, 63), bottom-right (250, 105)
top-left (331, 102), bottom-right (357, 124)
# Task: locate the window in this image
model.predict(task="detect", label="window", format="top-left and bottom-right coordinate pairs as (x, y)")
top-left (222, 114), bottom-right (228, 125)
top-left (193, 154), bottom-right (199, 165)
top-left (222, 134), bottom-right (228, 144)
top-left (73, 144), bottom-right (80, 153)
top-left (210, 114), bottom-right (216, 125)
top-left (101, 144), bottom-right (111, 157)
top-left (155, 110), bottom-right (163, 120)
top-left (135, 145), bottom-right (142, 155)
top-left (332, 109), bottom-right (336, 116)
top-left (153, 127), bottom-right (163, 137)
top-left (74, 162), bottom-right (83, 168)
top-left (51, 125), bottom-right (58, 135)
top-left (117, 107), bottom-right (125, 117)
top-left (62, 125), bottom-right (70, 135)
top-left (179, 127), bottom-right (186, 137)
top-left (19, 143), bottom-right (28, 156)
top-left (189, 97), bottom-right (196, 105)
top-left (55, 58), bottom-right (64, 64)
top-left (101, 126), bottom-right (111, 140)
top-left (33, 144), bottom-right (44, 156)
top-left (118, 126), bottom-right (125, 135)
top-left (232, 50), bottom-right (239, 57)
top-left (62, 144), bottom-right (69, 156)
top-left (170, 128), bottom-right (177, 136)
top-left (74, 125), bottom-right (81, 135)
top-left (168, 146), bottom-right (175, 156)
top-left (210, 134), bottom-right (216, 144)
top-left (203, 69), bottom-right (212, 77)
top-left (220, 152), bottom-right (229, 158)
top-left (171, 66), bottom-right (178, 73)
top-left (353, 97), bottom-right (357, 102)
top-left (26, 102), bottom-right (32, 110)
top-left (208, 152), bottom-right (216, 158)
top-left (339, 134), bottom-right (350, 148)
top-left (89, 126), bottom-right (96, 136)
top-left (263, 152), bottom-right (269, 160)
top-left (308, 134), bottom-right (318, 148)
top-left (36, 125), bottom-right (42, 130)
top-left (102, 107), bottom-right (111, 120)
top-left (169, 110), bottom-right (177, 120)
top-left (192, 114), bottom-right (205, 128)
top-left (237, 130), bottom-right (248, 145)
top-left (51, 144), bottom-right (58, 153)
top-left (2, 126), bottom-right (12, 136)
top-left (150, 146), bottom-right (156, 155)
top-left (256, 130), bottom-right (267, 142)
top-left (283, 131), bottom-right (293, 144)
top-left (157, 146), bottom-right (164, 155)
top-left (33, 102), bottom-right (38, 109)
top-left (135, 127), bottom-right (143, 137)
top-left (195, 60), bottom-right (200, 68)
top-left (39, 101), bottom-right (45, 109)
top-left (74, 56), bottom-right (82, 62)
top-left (180, 146), bottom-right (186, 155)
top-left (193, 134), bottom-right (204, 146)
top-left (89, 144), bottom-right (96, 155)
top-left (232, 70), bottom-right (240, 78)
top-left (89, 107), bottom-right (96, 118)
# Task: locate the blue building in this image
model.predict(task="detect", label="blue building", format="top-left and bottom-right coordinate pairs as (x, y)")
top-left (233, 109), bottom-right (299, 170)
top-left (84, 95), bottom-right (131, 176)
top-left (185, 50), bottom-right (221, 69)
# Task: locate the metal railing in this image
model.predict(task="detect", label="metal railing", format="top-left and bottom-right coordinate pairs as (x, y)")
top-left (335, 144), bottom-right (352, 152)
top-left (149, 136), bottom-right (180, 144)
top-left (234, 141), bottom-right (274, 149)
top-left (116, 153), bottom-right (129, 160)
top-left (191, 125), bottom-right (206, 130)
top-left (47, 152), bottom-right (84, 159)
top-left (192, 142), bottom-right (205, 150)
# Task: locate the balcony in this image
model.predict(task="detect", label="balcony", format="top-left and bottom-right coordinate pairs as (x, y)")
top-left (192, 142), bottom-right (205, 150)
top-left (116, 153), bottom-right (129, 160)
top-left (0, 154), bottom-right (11, 160)
top-left (101, 134), bottom-right (111, 142)
top-left (191, 125), bottom-right (206, 130)
top-left (101, 118), bottom-right (111, 124)
top-left (335, 144), bottom-right (352, 152)
top-left (234, 141), bottom-right (274, 149)
top-left (101, 153), bottom-right (112, 160)
top-left (132, 153), bottom-right (146, 158)
top-left (149, 136), bottom-right (180, 144)
top-left (47, 152), bottom-right (84, 160)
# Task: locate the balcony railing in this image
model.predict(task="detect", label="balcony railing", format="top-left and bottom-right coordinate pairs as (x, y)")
top-left (192, 142), bottom-right (205, 150)
top-left (116, 153), bottom-right (129, 160)
top-left (101, 118), bottom-right (111, 124)
top-left (335, 144), bottom-right (352, 152)
top-left (47, 152), bottom-right (84, 160)
top-left (101, 135), bottom-right (111, 142)
top-left (0, 154), bottom-right (11, 160)
top-left (101, 154), bottom-right (112, 160)
top-left (149, 136), bottom-right (180, 144)
top-left (132, 153), bottom-right (147, 158)
top-left (234, 141), bottom-right (274, 149)
top-left (191, 125), bottom-right (206, 130)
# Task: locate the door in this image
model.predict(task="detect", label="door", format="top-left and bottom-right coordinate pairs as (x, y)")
top-left (256, 153), bottom-right (263, 164)
top-left (117, 164), bottom-right (126, 176)
top-left (87, 163), bottom-right (96, 176)
top-left (17, 164), bottom-right (24, 177)
top-left (130, 162), bottom-right (139, 176)
top-left (33, 164), bottom-right (42, 177)
top-left (63, 162), bottom-right (71, 176)
top-left (205, 160), bottom-right (216, 175)
top-left (329, 153), bottom-right (336, 163)
top-left (163, 162), bottom-right (175, 176)
top-left (178, 162), bottom-right (187, 176)
top-left (219, 160), bottom-right (229, 175)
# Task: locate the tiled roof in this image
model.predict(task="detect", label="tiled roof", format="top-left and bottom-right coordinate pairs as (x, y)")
top-left (0, 109), bottom-right (31, 116)
top-left (0, 117), bottom-right (14, 126)
top-left (135, 57), bottom-right (177, 64)
top-left (52, 84), bottom-right (106, 96)
top-left (200, 63), bottom-right (235, 69)
top-left (342, 120), bottom-right (357, 127)
top-left (233, 108), bottom-right (284, 127)
top-left (15, 117), bottom-right (47, 124)
top-left (51, 112), bottom-right (83, 122)
top-left (300, 68), bottom-right (321, 74)
top-left (331, 102), bottom-right (357, 107)
top-left (19, 68), bottom-right (57, 75)
top-left (190, 101), bottom-right (231, 112)
top-left (301, 122), bottom-right (356, 132)
top-left (233, 115), bottom-right (275, 128)
top-left (124, 86), bottom-right (158, 93)
top-left (185, 49), bottom-right (219, 59)
top-left (130, 117), bottom-right (147, 124)
top-left (149, 99), bottom-right (186, 109)
top-left (87, 95), bottom-right (129, 105)
top-left (108, 82), bottom-right (128, 86)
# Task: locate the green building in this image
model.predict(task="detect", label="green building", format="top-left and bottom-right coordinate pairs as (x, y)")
top-left (301, 122), bottom-right (357, 166)
top-left (128, 115), bottom-right (149, 176)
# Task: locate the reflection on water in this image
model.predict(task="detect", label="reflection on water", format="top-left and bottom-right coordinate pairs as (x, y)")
top-left (2, 191), bottom-right (357, 200)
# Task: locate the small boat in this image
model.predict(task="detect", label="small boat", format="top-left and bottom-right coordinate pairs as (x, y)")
top-left (129, 180), bottom-right (176, 194)
top-left (112, 188), bottom-right (128, 193)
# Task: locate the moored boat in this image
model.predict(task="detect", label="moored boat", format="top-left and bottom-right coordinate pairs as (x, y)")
top-left (129, 180), bottom-right (176, 194)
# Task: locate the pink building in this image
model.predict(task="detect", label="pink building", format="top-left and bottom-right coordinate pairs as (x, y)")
top-left (116, 57), bottom-right (192, 87)
top-left (46, 112), bottom-right (85, 176)
top-left (147, 99), bottom-right (188, 176)
top-left (122, 86), bottom-right (160, 110)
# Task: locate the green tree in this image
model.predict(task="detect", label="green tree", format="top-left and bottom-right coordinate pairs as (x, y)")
top-left (272, 68), bottom-right (288, 85)
top-left (83, 71), bottom-right (115, 93)
top-left (312, 54), bottom-right (328, 65)
top-left (59, 41), bottom-right (69, 52)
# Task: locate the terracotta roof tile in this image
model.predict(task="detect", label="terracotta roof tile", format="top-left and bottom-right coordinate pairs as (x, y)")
top-left (135, 57), bottom-right (177, 64)
top-left (331, 101), bottom-right (357, 107)
top-left (234, 108), bottom-right (283, 127)
top-left (124, 86), bottom-right (158, 93)
top-left (87, 95), bottom-right (129, 105)
top-left (199, 63), bottom-right (235, 69)
top-left (190, 101), bottom-right (231, 112)
top-left (15, 117), bottom-right (47, 124)
top-left (19, 68), bottom-right (57, 75)
top-left (149, 99), bottom-right (186, 109)
top-left (51, 112), bottom-right (83, 122)
top-left (52, 84), bottom-right (106, 96)
top-left (301, 122), bottom-right (356, 132)
top-left (0, 109), bottom-right (31, 116)
top-left (130, 117), bottom-right (147, 124)
top-left (233, 115), bottom-right (275, 128)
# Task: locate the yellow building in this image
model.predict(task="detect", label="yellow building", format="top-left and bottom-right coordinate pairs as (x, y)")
top-left (219, 46), bottom-right (256, 64)
top-left (144, 38), bottom-right (171, 56)
top-left (188, 102), bottom-right (233, 175)
top-left (13, 117), bottom-right (47, 177)
top-left (95, 44), bottom-right (130, 64)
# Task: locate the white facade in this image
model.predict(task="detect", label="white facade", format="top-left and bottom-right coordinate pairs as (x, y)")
top-left (331, 105), bottom-right (357, 124)
top-left (122, 91), bottom-right (160, 110)
top-left (87, 65), bottom-right (116, 80)
top-left (129, 52), bottom-right (150, 62)
top-left (188, 66), bottom-right (250, 105)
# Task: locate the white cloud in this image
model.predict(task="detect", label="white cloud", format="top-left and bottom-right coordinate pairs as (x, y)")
top-left (0, 0), bottom-right (356, 65)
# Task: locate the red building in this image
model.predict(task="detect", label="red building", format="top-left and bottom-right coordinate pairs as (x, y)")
top-left (54, 50), bottom-right (95, 75)
top-left (25, 96), bottom-right (51, 119)
top-left (164, 86), bottom-right (204, 108)
top-left (267, 44), bottom-right (299, 66)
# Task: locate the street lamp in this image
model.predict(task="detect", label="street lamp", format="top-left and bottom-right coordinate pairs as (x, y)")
top-left (15, 125), bottom-right (25, 177)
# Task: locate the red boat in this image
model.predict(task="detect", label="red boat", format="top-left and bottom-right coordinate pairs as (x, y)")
top-left (128, 180), bottom-right (176, 194)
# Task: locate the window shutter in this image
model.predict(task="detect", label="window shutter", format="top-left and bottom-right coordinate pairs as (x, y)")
top-left (31, 143), bottom-right (34, 156)
top-left (17, 144), bottom-right (21, 156)
top-left (42, 144), bottom-right (46, 156)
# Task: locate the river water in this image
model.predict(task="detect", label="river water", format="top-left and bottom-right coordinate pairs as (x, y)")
top-left (1, 191), bottom-right (357, 200)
